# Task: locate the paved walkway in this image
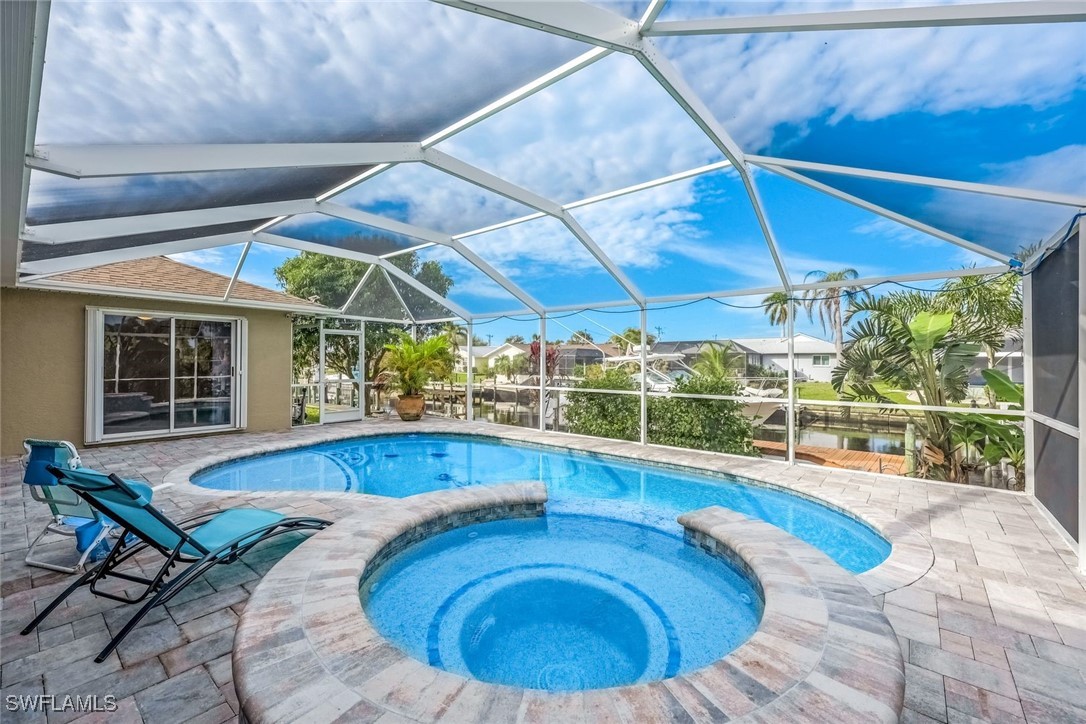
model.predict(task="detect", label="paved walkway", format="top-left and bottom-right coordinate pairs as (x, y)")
top-left (1, 418), bottom-right (1083, 723)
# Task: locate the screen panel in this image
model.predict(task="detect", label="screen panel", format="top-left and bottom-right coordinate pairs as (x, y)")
top-left (19, 220), bottom-right (262, 263)
top-left (329, 163), bottom-right (536, 236)
top-left (436, 52), bottom-right (725, 204)
top-left (753, 167), bottom-right (994, 283)
top-left (790, 170), bottom-right (1076, 259)
top-left (656, 23), bottom-right (1086, 184)
top-left (1032, 228), bottom-right (1078, 427)
top-left (37, 1), bottom-right (588, 145)
top-left (26, 168), bottom-right (363, 225)
top-left (272, 213), bottom-right (423, 257)
top-left (459, 216), bottom-right (634, 308)
top-left (571, 165), bottom-right (778, 298)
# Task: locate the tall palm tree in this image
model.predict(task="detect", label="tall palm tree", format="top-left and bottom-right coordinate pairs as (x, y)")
top-left (802, 269), bottom-right (868, 356)
top-left (762, 291), bottom-right (795, 339)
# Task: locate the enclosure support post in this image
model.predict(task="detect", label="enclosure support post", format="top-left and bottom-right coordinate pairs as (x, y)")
top-left (1078, 215), bottom-right (1086, 572)
top-left (360, 322), bottom-right (366, 419)
top-left (640, 306), bottom-right (648, 446)
top-left (786, 310), bottom-right (796, 465)
top-left (1023, 273), bottom-right (1035, 496)
top-left (466, 321), bottom-right (474, 422)
top-left (318, 319), bottom-right (326, 425)
top-left (539, 314), bottom-right (547, 433)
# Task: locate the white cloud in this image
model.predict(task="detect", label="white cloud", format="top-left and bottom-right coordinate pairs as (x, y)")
top-left (332, 164), bottom-right (533, 236)
top-left (436, 52), bottom-right (726, 202)
top-left (659, 23), bottom-right (1085, 152)
top-left (37, 2), bottom-right (582, 145)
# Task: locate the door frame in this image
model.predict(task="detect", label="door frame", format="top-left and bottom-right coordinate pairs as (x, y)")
top-left (319, 326), bottom-right (366, 424)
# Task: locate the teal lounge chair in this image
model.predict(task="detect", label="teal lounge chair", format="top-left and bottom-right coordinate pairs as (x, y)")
top-left (21, 466), bottom-right (330, 662)
top-left (21, 439), bottom-right (115, 573)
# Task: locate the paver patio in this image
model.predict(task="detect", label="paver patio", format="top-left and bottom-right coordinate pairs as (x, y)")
top-left (2, 418), bottom-right (1084, 723)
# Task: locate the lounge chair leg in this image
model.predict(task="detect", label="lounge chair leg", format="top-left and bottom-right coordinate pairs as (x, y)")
top-left (20, 565), bottom-right (98, 635)
top-left (93, 553), bottom-right (212, 662)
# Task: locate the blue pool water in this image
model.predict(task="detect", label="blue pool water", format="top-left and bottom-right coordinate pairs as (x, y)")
top-left (360, 514), bottom-right (762, 691)
top-left (194, 433), bottom-right (890, 572)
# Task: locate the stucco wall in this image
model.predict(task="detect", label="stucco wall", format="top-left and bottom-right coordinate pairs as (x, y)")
top-left (0, 287), bottom-right (293, 456)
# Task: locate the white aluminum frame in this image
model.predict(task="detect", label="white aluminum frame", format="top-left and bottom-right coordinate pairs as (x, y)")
top-left (319, 326), bottom-right (366, 424)
top-left (8, 0), bottom-right (1082, 550)
top-left (85, 306), bottom-right (248, 445)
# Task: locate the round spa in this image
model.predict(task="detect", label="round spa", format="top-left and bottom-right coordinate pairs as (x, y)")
top-left (359, 512), bottom-right (761, 692)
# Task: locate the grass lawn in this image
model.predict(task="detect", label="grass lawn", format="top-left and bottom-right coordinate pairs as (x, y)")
top-left (796, 381), bottom-right (913, 405)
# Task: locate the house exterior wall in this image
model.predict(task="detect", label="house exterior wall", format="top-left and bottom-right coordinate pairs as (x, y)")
top-left (0, 287), bottom-right (293, 456)
top-left (760, 353), bottom-right (834, 382)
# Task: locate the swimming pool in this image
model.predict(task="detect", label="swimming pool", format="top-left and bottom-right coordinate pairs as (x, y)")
top-left (193, 433), bottom-right (890, 572)
top-left (361, 513), bottom-right (761, 691)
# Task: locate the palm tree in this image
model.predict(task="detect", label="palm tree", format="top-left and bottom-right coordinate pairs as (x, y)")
top-left (607, 327), bottom-right (657, 353)
top-left (802, 269), bottom-right (868, 356)
top-left (762, 291), bottom-right (795, 339)
top-left (569, 329), bottom-right (594, 344)
top-left (934, 273), bottom-right (1021, 406)
top-left (833, 292), bottom-right (1002, 481)
top-left (693, 342), bottom-right (744, 379)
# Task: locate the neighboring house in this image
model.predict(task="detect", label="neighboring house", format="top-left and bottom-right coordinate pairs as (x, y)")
top-left (650, 334), bottom-right (838, 382)
top-left (454, 342), bottom-right (624, 379)
top-left (456, 342), bottom-right (530, 375)
top-left (552, 344), bottom-right (623, 377)
top-left (731, 334), bottom-right (837, 383)
top-left (970, 338), bottom-right (1023, 386)
top-left (0, 256), bottom-right (332, 455)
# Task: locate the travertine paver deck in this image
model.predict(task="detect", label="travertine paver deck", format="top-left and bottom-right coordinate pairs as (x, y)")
top-left (235, 492), bottom-right (904, 723)
top-left (1, 417), bottom-right (1084, 723)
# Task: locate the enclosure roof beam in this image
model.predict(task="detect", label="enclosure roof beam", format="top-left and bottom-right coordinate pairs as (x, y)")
top-left (27, 143), bottom-right (424, 178)
top-left (634, 42), bottom-right (791, 290)
top-left (255, 231), bottom-right (473, 321)
top-left (638, 0), bottom-right (669, 31)
top-left (423, 147), bottom-right (645, 306)
top-left (379, 266), bottom-right (416, 323)
top-left (23, 199), bottom-right (316, 244)
top-left (299, 46), bottom-right (610, 222)
top-left (748, 155), bottom-right (1086, 207)
top-left (761, 164), bottom-right (1009, 263)
top-left (17, 231), bottom-right (254, 277)
top-left (432, 0), bottom-right (641, 52)
top-left (339, 264), bottom-right (378, 315)
top-left (3, 0), bottom-right (50, 287)
top-left (317, 201), bottom-right (545, 314)
top-left (644, 2), bottom-right (1086, 36)
top-left (317, 202), bottom-right (452, 245)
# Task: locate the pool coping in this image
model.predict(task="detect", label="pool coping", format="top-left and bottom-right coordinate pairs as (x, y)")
top-left (233, 483), bottom-right (905, 723)
top-left (162, 418), bottom-right (933, 596)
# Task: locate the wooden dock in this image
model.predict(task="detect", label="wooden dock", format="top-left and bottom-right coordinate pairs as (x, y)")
top-left (755, 440), bottom-right (908, 476)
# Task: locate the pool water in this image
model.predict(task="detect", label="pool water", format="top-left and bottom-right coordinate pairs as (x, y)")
top-left (360, 513), bottom-right (762, 691)
top-left (194, 433), bottom-right (890, 572)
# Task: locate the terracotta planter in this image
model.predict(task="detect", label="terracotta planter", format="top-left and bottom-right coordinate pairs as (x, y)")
top-left (395, 394), bottom-right (425, 421)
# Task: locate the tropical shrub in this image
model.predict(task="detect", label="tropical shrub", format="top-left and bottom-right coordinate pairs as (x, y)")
top-left (834, 293), bottom-right (1002, 481)
top-left (648, 375), bottom-right (757, 455)
top-left (563, 367), bottom-right (757, 454)
top-left (382, 332), bottom-right (454, 396)
top-left (563, 367), bottom-right (640, 441)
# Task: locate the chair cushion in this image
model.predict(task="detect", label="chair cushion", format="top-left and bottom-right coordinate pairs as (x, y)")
top-left (183, 508), bottom-right (286, 557)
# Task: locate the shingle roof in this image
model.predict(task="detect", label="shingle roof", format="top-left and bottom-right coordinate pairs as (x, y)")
top-left (51, 256), bottom-right (328, 310)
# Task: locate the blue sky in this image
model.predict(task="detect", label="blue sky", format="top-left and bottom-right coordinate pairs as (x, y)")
top-left (25, 2), bottom-right (1085, 341)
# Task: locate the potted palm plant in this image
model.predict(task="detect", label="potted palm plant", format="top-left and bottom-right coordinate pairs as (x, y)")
top-left (383, 331), bottom-right (454, 421)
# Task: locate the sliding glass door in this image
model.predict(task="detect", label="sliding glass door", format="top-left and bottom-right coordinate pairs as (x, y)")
top-left (89, 309), bottom-right (245, 442)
